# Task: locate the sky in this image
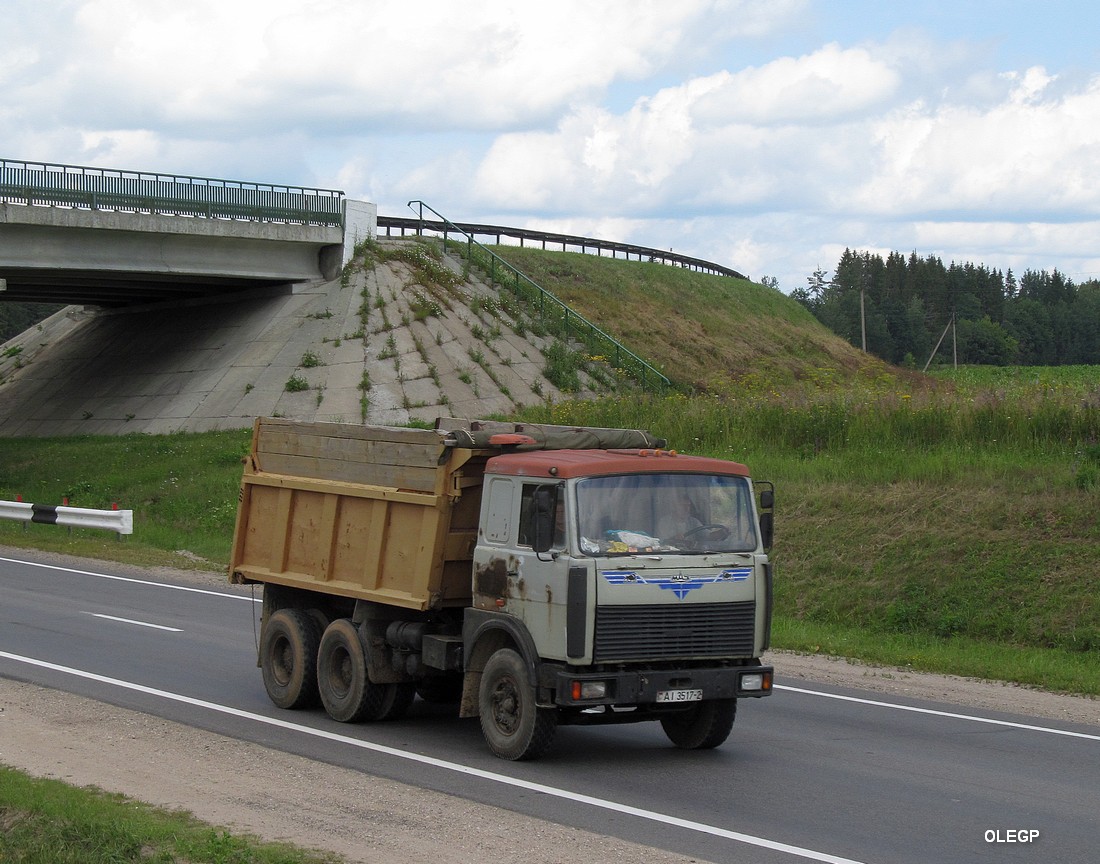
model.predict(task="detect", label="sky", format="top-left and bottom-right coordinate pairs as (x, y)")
top-left (4, 0), bottom-right (1100, 293)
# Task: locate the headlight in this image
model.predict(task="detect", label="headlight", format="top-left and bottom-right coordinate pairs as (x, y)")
top-left (571, 680), bottom-right (608, 700)
top-left (740, 672), bottom-right (764, 691)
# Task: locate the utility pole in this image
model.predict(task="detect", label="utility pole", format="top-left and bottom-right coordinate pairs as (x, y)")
top-left (860, 273), bottom-right (867, 352)
top-left (922, 312), bottom-right (955, 372)
top-left (952, 312), bottom-right (957, 367)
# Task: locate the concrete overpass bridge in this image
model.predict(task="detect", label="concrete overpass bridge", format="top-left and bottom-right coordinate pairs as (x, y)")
top-left (0, 158), bottom-right (672, 437)
top-left (0, 158), bottom-right (362, 307)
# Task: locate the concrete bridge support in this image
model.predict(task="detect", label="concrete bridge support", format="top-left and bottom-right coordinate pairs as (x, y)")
top-left (0, 203), bottom-right (346, 306)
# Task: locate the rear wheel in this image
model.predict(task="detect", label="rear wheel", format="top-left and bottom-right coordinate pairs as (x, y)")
top-left (478, 648), bottom-right (557, 760)
top-left (317, 619), bottom-right (385, 722)
top-left (259, 608), bottom-right (321, 710)
top-left (377, 682), bottom-right (416, 720)
top-left (660, 698), bottom-right (737, 749)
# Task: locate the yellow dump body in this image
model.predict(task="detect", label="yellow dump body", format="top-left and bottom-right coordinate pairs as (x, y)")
top-left (229, 418), bottom-right (487, 611)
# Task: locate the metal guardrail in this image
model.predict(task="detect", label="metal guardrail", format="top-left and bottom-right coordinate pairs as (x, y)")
top-left (377, 215), bottom-right (747, 280)
top-left (0, 157), bottom-right (345, 228)
top-left (0, 499), bottom-right (133, 535)
top-left (402, 201), bottom-right (672, 392)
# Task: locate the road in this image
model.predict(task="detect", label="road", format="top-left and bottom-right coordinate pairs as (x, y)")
top-left (1, 551), bottom-right (1097, 864)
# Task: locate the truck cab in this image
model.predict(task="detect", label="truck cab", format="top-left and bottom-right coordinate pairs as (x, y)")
top-left (466, 447), bottom-right (774, 758)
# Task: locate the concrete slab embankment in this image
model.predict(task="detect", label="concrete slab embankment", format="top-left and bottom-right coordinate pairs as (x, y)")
top-left (0, 239), bottom-right (604, 436)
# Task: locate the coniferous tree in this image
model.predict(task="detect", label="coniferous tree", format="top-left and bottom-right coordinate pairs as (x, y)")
top-left (802, 251), bottom-right (1100, 367)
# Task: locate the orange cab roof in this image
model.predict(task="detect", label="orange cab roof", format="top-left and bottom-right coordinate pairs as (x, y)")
top-left (485, 448), bottom-right (750, 480)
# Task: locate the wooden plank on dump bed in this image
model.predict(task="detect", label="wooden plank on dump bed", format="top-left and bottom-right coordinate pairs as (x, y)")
top-left (254, 418), bottom-right (450, 492)
top-left (230, 418), bottom-right (482, 608)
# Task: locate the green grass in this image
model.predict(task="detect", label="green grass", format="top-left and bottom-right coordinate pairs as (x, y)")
top-left (929, 363), bottom-right (1100, 397)
top-left (771, 617), bottom-right (1100, 695)
top-left (490, 245), bottom-right (884, 392)
top-left (0, 430), bottom-right (251, 569)
top-left (0, 766), bottom-right (342, 863)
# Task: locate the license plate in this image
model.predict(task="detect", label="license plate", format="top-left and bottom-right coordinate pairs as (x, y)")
top-left (657, 688), bottom-right (703, 704)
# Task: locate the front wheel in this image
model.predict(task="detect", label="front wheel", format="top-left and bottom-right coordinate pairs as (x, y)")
top-left (478, 648), bottom-right (557, 761)
top-left (660, 698), bottom-right (737, 749)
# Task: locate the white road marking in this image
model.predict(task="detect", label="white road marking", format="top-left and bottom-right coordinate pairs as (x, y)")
top-left (775, 684), bottom-right (1100, 741)
top-left (82, 612), bottom-right (183, 632)
top-left (0, 556), bottom-right (259, 602)
top-left (5, 555), bottom-right (1094, 740)
top-left (0, 650), bottom-right (868, 864)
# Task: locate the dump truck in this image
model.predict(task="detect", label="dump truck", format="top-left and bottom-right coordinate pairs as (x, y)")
top-left (229, 417), bottom-right (774, 760)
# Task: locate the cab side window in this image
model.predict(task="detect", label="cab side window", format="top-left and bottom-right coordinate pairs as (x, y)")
top-left (518, 484), bottom-right (537, 547)
top-left (483, 478), bottom-right (514, 544)
top-left (519, 483), bottom-right (564, 548)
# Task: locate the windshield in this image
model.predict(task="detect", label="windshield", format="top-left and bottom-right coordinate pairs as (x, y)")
top-left (575, 473), bottom-right (758, 555)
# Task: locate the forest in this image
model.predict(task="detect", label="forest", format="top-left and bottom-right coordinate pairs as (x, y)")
top-left (790, 249), bottom-right (1100, 368)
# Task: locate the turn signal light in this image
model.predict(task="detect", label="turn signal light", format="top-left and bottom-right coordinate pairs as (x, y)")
top-left (740, 671), bottom-right (771, 692)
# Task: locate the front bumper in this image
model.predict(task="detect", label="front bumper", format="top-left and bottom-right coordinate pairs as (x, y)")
top-left (546, 663), bottom-right (773, 708)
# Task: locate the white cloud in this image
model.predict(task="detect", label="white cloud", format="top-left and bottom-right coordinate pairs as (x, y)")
top-left (693, 43), bottom-right (900, 126)
top-left (5, 0), bottom-right (804, 141)
top-left (4, 0), bottom-right (1100, 296)
top-left (910, 219), bottom-right (1100, 266)
top-left (471, 44), bottom-right (900, 216)
top-left (853, 67), bottom-right (1100, 217)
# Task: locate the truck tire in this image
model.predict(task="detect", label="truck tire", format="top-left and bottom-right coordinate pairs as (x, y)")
top-left (260, 608), bottom-right (322, 710)
top-left (478, 648), bottom-right (557, 761)
top-left (377, 682), bottom-right (416, 720)
top-left (317, 619), bottom-right (386, 723)
top-left (660, 698), bottom-right (737, 750)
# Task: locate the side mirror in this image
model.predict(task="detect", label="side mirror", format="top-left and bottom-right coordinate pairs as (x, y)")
top-left (756, 482), bottom-right (774, 551)
top-left (531, 485), bottom-right (557, 554)
top-left (759, 512), bottom-right (774, 552)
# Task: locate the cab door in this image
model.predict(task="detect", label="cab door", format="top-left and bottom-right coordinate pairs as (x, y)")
top-left (472, 478), bottom-right (574, 660)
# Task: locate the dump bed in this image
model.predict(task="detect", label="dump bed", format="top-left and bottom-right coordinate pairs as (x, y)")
top-left (229, 417), bottom-right (663, 611)
top-left (229, 418), bottom-right (487, 610)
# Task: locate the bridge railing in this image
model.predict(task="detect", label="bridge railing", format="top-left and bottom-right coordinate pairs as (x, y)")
top-left (403, 200), bottom-right (671, 392)
top-left (377, 214), bottom-right (746, 280)
top-left (0, 158), bottom-right (345, 228)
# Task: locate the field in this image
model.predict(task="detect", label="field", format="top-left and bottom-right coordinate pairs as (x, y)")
top-left (519, 366), bottom-right (1100, 693)
top-left (1, 365), bottom-right (1097, 695)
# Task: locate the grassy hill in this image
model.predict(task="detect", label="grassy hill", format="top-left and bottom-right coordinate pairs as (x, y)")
top-left (490, 245), bottom-right (890, 393)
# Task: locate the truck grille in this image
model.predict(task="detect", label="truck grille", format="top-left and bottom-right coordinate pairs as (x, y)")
top-left (593, 601), bottom-right (756, 663)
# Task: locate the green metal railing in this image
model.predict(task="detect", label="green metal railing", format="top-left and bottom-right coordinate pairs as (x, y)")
top-left (406, 200), bottom-right (671, 392)
top-left (0, 158), bottom-right (345, 227)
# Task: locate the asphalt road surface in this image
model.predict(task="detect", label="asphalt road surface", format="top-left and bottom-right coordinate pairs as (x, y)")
top-left (1, 552), bottom-right (1097, 864)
